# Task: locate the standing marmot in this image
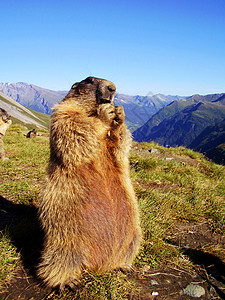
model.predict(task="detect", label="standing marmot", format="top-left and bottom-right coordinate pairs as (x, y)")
top-left (0, 108), bottom-right (12, 160)
top-left (37, 76), bottom-right (142, 290)
top-left (26, 128), bottom-right (37, 138)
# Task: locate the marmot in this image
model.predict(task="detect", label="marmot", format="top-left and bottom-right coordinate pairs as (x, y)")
top-left (37, 76), bottom-right (142, 290)
top-left (0, 108), bottom-right (12, 160)
top-left (26, 128), bottom-right (37, 138)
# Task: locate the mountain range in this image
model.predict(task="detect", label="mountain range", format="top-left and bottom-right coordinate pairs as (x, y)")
top-left (0, 82), bottom-right (67, 115)
top-left (0, 82), bottom-right (224, 164)
top-left (133, 94), bottom-right (225, 145)
top-left (0, 82), bottom-right (183, 131)
top-left (133, 94), bottom-right (225, 164)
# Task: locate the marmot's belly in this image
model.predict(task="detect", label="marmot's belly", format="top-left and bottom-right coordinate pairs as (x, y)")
top-left (77, 164), bottom-right (135, 250)
top-left (78, 182), bottom-right (135, 270)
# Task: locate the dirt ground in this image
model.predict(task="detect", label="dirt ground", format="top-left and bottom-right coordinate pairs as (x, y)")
top-left (134, 221), bottom-right (225, 299)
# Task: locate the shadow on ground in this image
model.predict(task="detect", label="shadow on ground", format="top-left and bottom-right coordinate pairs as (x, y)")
top-left (165, 223), bottom-right (225, 299)
top-left (0, 195), bottom-right (44, 273)
top-left (0, 195), bottom-right (51, 299)
top-left (184, 248), bottom-right (225, 299)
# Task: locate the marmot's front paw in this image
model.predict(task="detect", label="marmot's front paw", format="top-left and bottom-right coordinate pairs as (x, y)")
top-left (97, 103), bottom-right (116, 124)
top-left (113, 106), bottom-right (125, 126)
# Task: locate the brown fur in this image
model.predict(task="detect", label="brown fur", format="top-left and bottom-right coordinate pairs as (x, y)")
top-left (37, 77), bottom-right (142, 289)
top-left (0, 108), bottom-right (11, 160)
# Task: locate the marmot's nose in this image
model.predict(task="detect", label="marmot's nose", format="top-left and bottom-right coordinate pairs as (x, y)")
top-left (107, 84), bottom-right (116, 94)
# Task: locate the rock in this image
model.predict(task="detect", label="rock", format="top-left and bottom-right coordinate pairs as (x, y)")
top-left (149, 148), bottom-right (160, 154)
top-left (150, 279), bottom-right (159, 286)
top-left (142, 265), bottom-right (151, 273)
top-left (182, 284), bottom-right (205, 298)
top-left (165, 157), bottom-right (174, 161)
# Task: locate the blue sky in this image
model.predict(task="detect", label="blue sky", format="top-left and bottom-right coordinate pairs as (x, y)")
top-left (0, 0), bottom-right (225, 96)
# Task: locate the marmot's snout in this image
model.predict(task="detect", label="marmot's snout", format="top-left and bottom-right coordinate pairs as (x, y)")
top-left (97, 80), bottom-right (116, 105)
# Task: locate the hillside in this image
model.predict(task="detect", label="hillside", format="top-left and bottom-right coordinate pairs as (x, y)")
top-left (0, 91), bottom-right (50, 129)
top-left (190, 118), bottom-right (225, 152)
top-left (206, 143), bottom-right (225, 165)
top-left (133, 94), bottom-right (225, 149)
top-left (0, 82), bottom-right (183, 131)
top-left (0, 133), bottom-right (224, 299)
top-left (132, 99), bottom-right (195, 141)
top-left (190, 119), bottom-right (225, 164)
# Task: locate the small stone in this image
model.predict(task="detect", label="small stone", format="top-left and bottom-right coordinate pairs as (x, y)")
top-left (142, 265), bottom-right (151, 273)
top-left (166, 279), bottom-right (171, 283)
top-left (150, 279), bottom-right (159, 286)
top-left (165, 157), bottom-right (174, 161)
top-left (152, 291), bottom-right (159, 296)
top-left (182, 284), bottom-right (205, 298)
top-left (149, 148), bottom-right (160, 154)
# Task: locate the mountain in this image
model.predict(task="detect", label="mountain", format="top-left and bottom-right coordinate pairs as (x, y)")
top-left (132, 99), bottom-right (194, 141)
top-left (0, 82), bottom-right (67, 115)
top-left (0, 91), bottom-right (50, 129)
top-left (186, 93), bottom-right (225, 104)
top-left (190, 118), bottom-right (225, 152)
top-left (205, 143), bottom-right (225, 165)
top-left (133, 93), bottom-right (225, 148)
top-left (0, 82), bottom-right (183, 131)
top-left (189, 118), bottom-right (225, 164)
top-left (114, 93), bottom-right (184, 131)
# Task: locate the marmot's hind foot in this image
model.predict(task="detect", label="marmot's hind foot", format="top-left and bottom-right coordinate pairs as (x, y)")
top-left (59, 278), bottom-right (80, 292)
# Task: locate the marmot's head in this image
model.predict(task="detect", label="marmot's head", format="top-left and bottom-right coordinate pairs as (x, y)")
top-left (0, 108), bottom-right (11, 122)
top-left (63, 77), bottom-right (116, 114)
top-left (0, 108), bottom-right (11, 136)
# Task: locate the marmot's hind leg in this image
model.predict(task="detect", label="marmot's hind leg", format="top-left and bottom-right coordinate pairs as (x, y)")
top-left (38, 248), bottom-right (83, 289)
top-left (119, 231), bottom-right (141, 269)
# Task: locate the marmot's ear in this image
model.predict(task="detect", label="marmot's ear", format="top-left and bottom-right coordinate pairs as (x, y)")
top-left (85, 77), bottom-right (95, 84)
top-left (71, 82), bottom-right (79, 89)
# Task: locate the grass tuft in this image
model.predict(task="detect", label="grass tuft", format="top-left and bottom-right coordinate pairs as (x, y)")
top-left (0, 231), bottom-right (19, 291)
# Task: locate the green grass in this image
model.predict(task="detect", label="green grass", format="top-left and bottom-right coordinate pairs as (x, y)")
top-left (53, 271), bottom-right (138, 300)
top-left (130, 142), bottom-right (225, 271)
top-left (0, 131), bottom-right (225, 298)
top-left (0, 129), bottom-right (49, 204)
top-left (0, 231), bottom-right (20, 291)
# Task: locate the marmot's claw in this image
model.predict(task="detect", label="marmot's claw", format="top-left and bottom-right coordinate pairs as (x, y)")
top-left (113, 105), bottom-right (125, 126)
